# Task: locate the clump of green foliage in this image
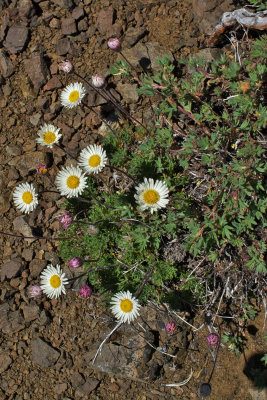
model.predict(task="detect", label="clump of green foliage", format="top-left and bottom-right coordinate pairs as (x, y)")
top-left (59, 35), bottom-right (266, 304)
top-left (245, 0), bottom-right (267, 11)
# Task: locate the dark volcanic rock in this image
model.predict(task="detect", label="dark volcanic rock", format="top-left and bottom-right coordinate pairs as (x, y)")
top-left (1, 259), bottom-right (22, 282)
top-left (0, 49), bottom-right (14, 77)
top-left (4, 25), bottom-right (29, 54)
top-left (31, 338), bottom-right (60, 367)
top-left (24, 54), bottom-right (50, 90)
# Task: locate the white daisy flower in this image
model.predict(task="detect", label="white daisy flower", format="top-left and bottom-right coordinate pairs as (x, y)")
top-left (60, 82), bottom-right (86, 109)
top-left (110, 290), bottom-right (141, 324)
top-left (36, 124), bottom-right (62, 148)
top-left (40, 264), bottom-right (68, 299)
top-left (55, 165), bottom-right (87, 198)
top-left (78, 144), bottom-right (108, 175)
top-left (134, 178), bottom-right (169, 214)
top-left (13, 182), bottom-right (38, 214)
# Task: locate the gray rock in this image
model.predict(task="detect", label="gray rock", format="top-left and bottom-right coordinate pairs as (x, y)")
top-left (55, 38), bottom-right (79, 56)
top-left (124, 26), bottom-right (147, 47)
top-left (12, 216), bottom-right (36, 245)
top-left (8, 151), bottom-right (50, 172)
top-left (1, 259), bottom-right (22, 282)
top-left (116, 82), bottom-right (139, 104)
top-left (0, 49), bottom-right (14, 78)
top-left (0, 193), bottom-right (10, 213)
top-left (23, 305), bottom-right (39, 323)
top-left (6, 144), bottom-right (22, 156)
top-left (4, 24), bottom-right (29, 53)
top-left (51, 0), bottom-right (73, 8)
top-left (0, 351), bottom-right (12, 374)
top-left (87, 326), bottom-right (154, 379)
top-left (96, 6), bottom-right (114, 36)
top-left (29, 113), bottom-right (42, 126)
top-left (31, 338), bottom-right (60, 367)
top-left (61, 18), bottom-right (77, 35)
top-left (192, 0), bottom-right (233, 35)
top-left (2, 309), bottom-right (25, 334)
top-left (122, 42), bottom-right (149, 70)
top-left (24, 54), bottom-right (50, 90)
top-left (72, 6), bottom-right (84, 20)
top-left (75, 377), bottom-right (99, 397)
top-left (70, 371), bottom-right (85, 388)
top-left (145, 42), bottom-right (174, 71)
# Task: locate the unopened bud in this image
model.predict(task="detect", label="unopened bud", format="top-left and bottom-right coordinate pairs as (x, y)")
top-left (92, 74), bottom-right (105, 88)
top-left (79, 284), bottom-right (92, 299)
top-left (165, 321), bottom-right (176, 335)
top-left (61, 60), bottom-right (73, 73)
top-left (206, 333), bottom-right (220, 346)
top-left (29, 284), bottom-right (43, 298)
top-left (60, 211), bottom-right (73, 229)
top-left (107, 37), bottom-right (121, 51)
top-left (69, 257), bottom-right (82, 268)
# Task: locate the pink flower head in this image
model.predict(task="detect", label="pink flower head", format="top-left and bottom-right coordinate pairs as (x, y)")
top-left (92, 74), bottom-right (105, 89)
top-left (36, 163), bottom-right (47, 175)
top-left (60, 211), bottom-right (73, 229)
top-left (165, 321), bottom-right (176, 335)
top-left (107, 37), bottom-right (121, 51)
top-left (61, 60), bottom-right (73, 73)
top-left (29, 284), bottom-right (43, 298)
top-left (206, 333), bottom-right (220, 346)
top-left (69, 257), bottom-right (82, 268)
top-left (79, 284), bottom-right (92, 299)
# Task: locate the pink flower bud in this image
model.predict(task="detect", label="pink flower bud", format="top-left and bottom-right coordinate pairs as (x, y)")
top-left (61, 60), bottom-right (73, 73)
top-left (107, 37), bottom-right (121, 51)
top-left (91, 74), bottom-right (105, 88)
top-left (165, 321), bottom-right (176, 335)
top-left (79, 284), bottom-right (92, 299)
top-left (69, 257), bottom-right (82, 268)
top-left (36, 163), bottom-right (47, 175)
top-left (60, 211), bottom-right (73, 229)
top-left (206, 333), bottom-right (220, 346)
top-left (29, 284), bottom-right (43, 298)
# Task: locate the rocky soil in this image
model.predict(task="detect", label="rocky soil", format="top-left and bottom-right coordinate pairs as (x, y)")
top-left (0, 0), bottom-right (266, 399)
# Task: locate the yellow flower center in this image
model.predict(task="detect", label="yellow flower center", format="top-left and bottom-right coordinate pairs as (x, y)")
top-left (44, 131), bottom-right (56, 144)
top-left (143, 189), bottom-right (159, 205)
top-left (120, 299), bottom-right (133, 313)
top-left (22, 191), bottom-right (33, 204)
top-left (89, 154), bottom-right (101, 168)
top-left (69, 90), bottom-right (79, 103)
top-left (66, 175), bottom-right (80, 189)
top-left (50, 274), bottom-right (61, 288)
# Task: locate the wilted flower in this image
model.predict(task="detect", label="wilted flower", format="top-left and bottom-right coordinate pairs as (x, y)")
top-left (29, 284), bottom-right (43, 298)
top-left (206, 333), bottom-right (220, 346)
top-left (60, 211), bottom-right (73, 229)
top-left (79, 284), bottom-right (92, 299)
top-left (92, 74), bottom-right (105, 88)
top-left (108, 37), bottom-right (121, 51)
top-left (165, 321), bottom-right (176, 335)
top-left (61, 60), bottom-right (73, 73)
top-left (69, 257), bottom-right (82, 268)
top-left (36, 163), bottom-right (47, 175)
top-left (88, 224), bottom-right (99, 236)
